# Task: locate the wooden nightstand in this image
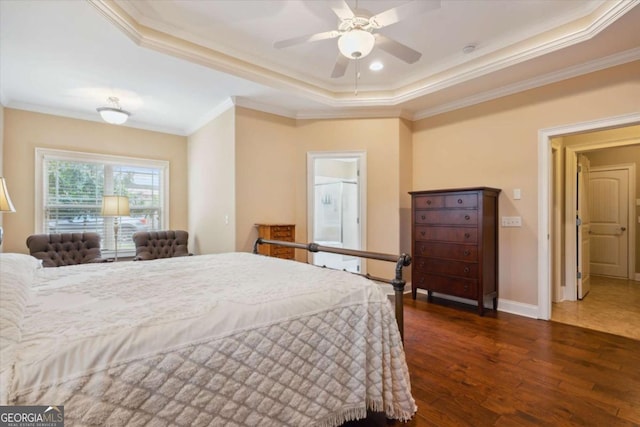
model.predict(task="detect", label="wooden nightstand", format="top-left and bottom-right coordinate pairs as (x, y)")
top-left (255, 224), bottom-right (296, 260)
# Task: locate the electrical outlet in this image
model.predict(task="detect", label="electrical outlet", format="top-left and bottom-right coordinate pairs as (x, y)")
top-left (501, 216), bottom-right (522, 227)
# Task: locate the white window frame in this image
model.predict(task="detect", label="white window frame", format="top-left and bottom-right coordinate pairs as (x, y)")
top-left (35, 148), bottom-right (170, 256)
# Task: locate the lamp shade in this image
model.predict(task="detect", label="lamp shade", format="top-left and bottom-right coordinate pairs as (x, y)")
top-left (0, 177), bottom-right (16, 212)
top-left (338, 29), bottom-right (375, 59)
top-left (101, 195), bottom-right (130, 217)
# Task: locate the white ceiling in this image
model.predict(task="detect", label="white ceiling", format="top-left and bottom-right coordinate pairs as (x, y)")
top-left (1, 0), bottom-right (639, 136)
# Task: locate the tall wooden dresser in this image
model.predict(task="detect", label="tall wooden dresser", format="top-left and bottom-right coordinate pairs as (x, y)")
top-left (410, 187), bottom-right (500, 315)
top-left (255, 224), bottom-right (296, 260)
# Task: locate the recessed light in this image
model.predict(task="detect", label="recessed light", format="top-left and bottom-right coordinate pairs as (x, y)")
top-left (462, 44), bottom-right (477, 54)
top-left (369, 61), bottom-right (384, 71)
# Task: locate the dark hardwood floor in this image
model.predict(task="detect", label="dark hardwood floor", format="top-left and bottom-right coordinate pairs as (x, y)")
top-left (366, 293), bottom-right (640, 426)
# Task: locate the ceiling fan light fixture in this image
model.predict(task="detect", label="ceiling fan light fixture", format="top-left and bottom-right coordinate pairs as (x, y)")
top-left (338, 29), bottom-right (375, 59)
top-left (97, 97), bottom-right (130, 125)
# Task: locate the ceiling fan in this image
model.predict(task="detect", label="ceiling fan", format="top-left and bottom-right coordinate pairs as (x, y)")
top-left (274, 0), bottom-right (441, 78)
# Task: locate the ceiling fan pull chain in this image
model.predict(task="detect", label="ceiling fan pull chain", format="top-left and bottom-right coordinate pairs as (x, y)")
top-left (355, 58), bottom-right (359, 96)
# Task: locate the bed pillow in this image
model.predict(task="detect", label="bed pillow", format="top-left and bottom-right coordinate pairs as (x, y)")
top-left (0, 253), bottom-right (41, 404)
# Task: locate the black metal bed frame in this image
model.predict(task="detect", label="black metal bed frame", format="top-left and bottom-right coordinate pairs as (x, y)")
top-left (253, 238), bottom-right (412, 340)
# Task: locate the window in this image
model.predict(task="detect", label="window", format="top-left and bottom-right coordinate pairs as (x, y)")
top-left (36, 148), bottom-right (169, 256)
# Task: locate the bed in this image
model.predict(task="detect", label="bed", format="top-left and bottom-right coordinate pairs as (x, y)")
top-left (0, 249), bottom-right (416, 426)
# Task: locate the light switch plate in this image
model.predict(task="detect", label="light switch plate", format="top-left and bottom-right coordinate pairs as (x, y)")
top-left (513, 189), bottom-right (521, 200)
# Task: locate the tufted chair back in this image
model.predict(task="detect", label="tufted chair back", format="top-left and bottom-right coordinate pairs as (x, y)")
top-left (132, 230), bottom-right (191, 261)
top-left (26, 232), bottom-right (107, 267)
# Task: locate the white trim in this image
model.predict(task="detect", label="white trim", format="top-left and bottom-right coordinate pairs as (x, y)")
top-left (538, 112), bottom-right (640, 320)
top-left (413, 47), bottom-right (640, 121)
top-left (307, 151), bottom-right (367, 274)
top-left (496, 299), bottom-right (540, 319)
top-left (635, 273), bottom-right (640, 282)
top-left (414, 289), bottom-right (539, 319)
top-left (185, 97), bottom-right (235, 136)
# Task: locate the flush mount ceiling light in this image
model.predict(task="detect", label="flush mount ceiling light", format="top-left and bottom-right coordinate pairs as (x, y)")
top-left (338, 29), bottom-right (375, 59)
top-left (96, 96), bottom-right (130, 125)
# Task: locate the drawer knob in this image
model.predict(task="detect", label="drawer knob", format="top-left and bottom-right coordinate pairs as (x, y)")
top-left (463, 250), bottom-right (471, 256)
top-left (458, 199), bottom-right (463, 204)
top-left (421, 215), bottom-right (426, 220)
top-left (464, 232), bottom-right (470, 238)
top-left (427, 200), bottom-right (432, 205)
top-left (464, 284), bottom-right (469, 291)
top-left (465, 215), bottom-right (470, 220)
top-left (420, 231), bottom-right (425, 236)
top-left (464, 267), bottom-right (470, 273)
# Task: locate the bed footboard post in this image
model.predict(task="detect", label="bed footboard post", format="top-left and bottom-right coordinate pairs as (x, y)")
top-left (252, 238), bottom-right (263, 254)
top-left (392, 254), bottom-right (412, 342)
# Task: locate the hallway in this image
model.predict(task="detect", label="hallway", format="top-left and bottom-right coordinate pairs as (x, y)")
top-left (552, 275), bottom-right (640, 341)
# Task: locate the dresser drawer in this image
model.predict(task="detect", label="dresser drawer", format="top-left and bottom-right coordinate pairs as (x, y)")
top-left (414, 195), bottom-right (444, 209)
top-left (415, 226), bottom-right (477, 243)
top-left (415, 242), bottom-right (478, 261)
top-left (414, 273), bottom-right (478, 299)
top-left (445, 194), bottom-right (478, 208)
top-left (414, 257), bottom-right (478, 278)
top-left (415, 210), bottom-right (478, 225)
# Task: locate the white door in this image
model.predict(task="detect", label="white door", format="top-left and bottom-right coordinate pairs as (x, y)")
top-left (589, 168), bottom-right (629, 278)
top-left (307, 153), bottom-right (366, 273)
top-left (577, 154), bottom-right (591, 299)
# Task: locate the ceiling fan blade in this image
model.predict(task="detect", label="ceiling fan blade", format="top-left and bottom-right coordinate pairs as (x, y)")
top-left (327, 0), bottom-right (355, 21)
top-left (370, 0), bottom-right (441, 29)
top-left (375, 34), bottom-right (421, 64)
top-left (274, 30), bottom-right (340, 49)
top-left (331, 54), bottom-right (350, 78)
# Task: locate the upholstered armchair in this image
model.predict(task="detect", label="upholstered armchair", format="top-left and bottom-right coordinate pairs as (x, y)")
top-left (132, 230), bottom-right (191, 261)
top-left (26, 232), bottom-right (108, 267)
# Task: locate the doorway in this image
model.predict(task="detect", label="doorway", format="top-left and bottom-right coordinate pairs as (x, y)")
top-left (538, 113), bottom-right (640, 321)
top-left (307, 151), bottom-right (366, 273)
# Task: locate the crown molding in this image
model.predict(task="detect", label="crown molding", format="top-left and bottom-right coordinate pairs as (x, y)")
top-left (89, 0), bottom-right (635, 110)
top-left (4, 101), bottom-right (187, 136)
top-left (412, 47), bottom-right (640, 121)
top-left (185, 97), bottom-right (236, 135)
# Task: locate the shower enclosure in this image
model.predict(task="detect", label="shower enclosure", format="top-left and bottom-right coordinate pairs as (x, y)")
top-left (309, 154), bottom-right (364, 273)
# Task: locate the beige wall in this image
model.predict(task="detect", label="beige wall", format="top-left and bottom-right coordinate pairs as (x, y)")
top-left (2, 109), bottom-right (188, 253)
top-left (295, 117), bottom-right (404, 278)
top-left (234, 107), bottom-right (298, 255)
top-left (230, 109), bottom-right (407, 278)
top-left (188, 106), bottom-right (236, 254)
top-left (412, 60), bottom-right (640, 306)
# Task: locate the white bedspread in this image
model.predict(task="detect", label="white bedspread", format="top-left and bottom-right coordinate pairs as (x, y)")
top-left (6, 252), bottom-right (416, 426)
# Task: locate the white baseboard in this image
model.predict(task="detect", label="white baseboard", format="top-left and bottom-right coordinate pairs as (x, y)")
top-left (411, 289), bottom-right (540, 319)
top-left (497, 299), bottom-right (540, 319)
top-left (635, 273), bottom-right (640, 282)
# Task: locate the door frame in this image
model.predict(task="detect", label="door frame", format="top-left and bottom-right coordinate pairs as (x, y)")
top-left (588, 163), bottom-right (636, 279)
top-left (306, 151), bottom-right (367, 272)
top-left (538, 112), bottom-right (640, 320)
